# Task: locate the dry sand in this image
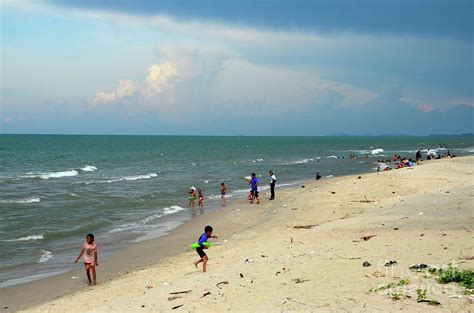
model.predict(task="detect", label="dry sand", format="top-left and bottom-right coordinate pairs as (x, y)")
top-left (12, 157), bottom-right (474, 312)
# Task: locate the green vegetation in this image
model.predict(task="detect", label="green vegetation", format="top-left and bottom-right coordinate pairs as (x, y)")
top-left (369, 279), bottom-right (410, 293)
top-left (416, 288), bottom-right (440, 306)
top-left (428, 266), bottom-right (474, 294)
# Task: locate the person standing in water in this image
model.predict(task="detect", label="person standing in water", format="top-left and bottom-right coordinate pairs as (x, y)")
top-left (269, 170), bottom-right (276, 200)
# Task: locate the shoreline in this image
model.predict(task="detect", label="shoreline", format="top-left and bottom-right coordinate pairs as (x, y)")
top-left (3, 157), bottom-right (473, 312)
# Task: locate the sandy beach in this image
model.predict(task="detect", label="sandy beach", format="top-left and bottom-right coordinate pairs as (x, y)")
top-left (4, 157), bottom-right (473, 312)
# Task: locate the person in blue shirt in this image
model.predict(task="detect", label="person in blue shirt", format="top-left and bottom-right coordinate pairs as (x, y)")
top-left (249, 173), bottom-right (260, 204)
top-left (193, 225), bottom-right (217, 272)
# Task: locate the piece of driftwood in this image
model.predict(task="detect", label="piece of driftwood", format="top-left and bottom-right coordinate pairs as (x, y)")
top-left (168, 295), bottom-right (182, 301)
top-left (361, 235), bottom-right (377, 241)
top-left (351, 195), bottom-right (376, 203)
top-left (202, 291), bottom-right (211, 298)
top-left (293, 224), bottom-right (318, 229)
top-left (172, 304), bottom-right (183, 310)
top-left (292, 278), bottom-right (309, 284)
top-left (170, 290), bottom-right (192, 295)
top-left (216, 281), bottom-right (229, 289)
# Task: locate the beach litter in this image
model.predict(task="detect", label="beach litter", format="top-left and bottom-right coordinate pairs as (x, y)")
top-left (240, 273), bottom-right (244, 278)
top-left (170, 290), bottom-right (192, 295)
top-left (168, 295), bottom-right (182, 301)
top-left (363, 261), bottom-right (372, 267)
top-left (292, 278), bottom-right (309, 284)
top-left (172, 304), bottom-right (183, 310)
top-left (361, 235), bottom-right (377, 241)
top-left (449, 295), bottom-right (463, 299)
top-left (201, 291), bottom-right (211, 298)
top-left (293, 224), bottom-right (319, 229)
top-left (216, 281), bottom-right (229, 289)
top-left (245, 258), bottom-right (254, 264)
top-left (409, 264), bottom-right (429, 271)
top-left (71, 276), bottom-right (79, 279)
top-left (384, 260), bottom-right (398, 267)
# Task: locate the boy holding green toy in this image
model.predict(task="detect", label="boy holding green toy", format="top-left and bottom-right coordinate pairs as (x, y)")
top-left (193, 225), bottom-right (217, 272)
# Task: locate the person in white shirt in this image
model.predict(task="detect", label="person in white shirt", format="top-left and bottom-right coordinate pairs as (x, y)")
top-left (269, 170), bottom-right (277, 200)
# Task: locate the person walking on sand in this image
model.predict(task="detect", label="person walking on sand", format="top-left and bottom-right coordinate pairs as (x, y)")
top-left (193, 225), bottom-right (218, 272)
top-left (269, 170), bottom-right (276, 200)
top-left (75, 233), bottom-right (98, 286)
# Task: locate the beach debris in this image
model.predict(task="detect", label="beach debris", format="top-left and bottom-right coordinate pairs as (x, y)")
top-left (261, 254), bottom-right (268, 258)
top-left (384, 260), bottom-right (398, 267)
top-left (351, 196), bottom-right (376, 203)
top-left (293, 224), bottom-right (319, 229)
top-left (371, 270), bottom-right (385, 278)
top-left (276, 271), bottom-right (281, 276)
top-left (361, 235), bottom-right (377, 241)
top-left (418, 212), bottom-right (424, 215)
top-left (168, 295), bottom-right (183, 301)
top-left (420, 233), bottom-right (424, 237)
top-left (170, 290), bottom-right (192, 295)
top-left (301, 185), bottom-right (305, 188)
top-left (292, 278), bottom-right (309, 284)
top-left (245, 258), bottom-right (254, 264)
top-left (72, 276), bottom-right (79, 279)
top-left (202, 291), bottom-right (211, 298)
top-left (334, 254), bottom-right (361, 260)
top-left (240, 273), bottom-right (244, 278)
top-left (290, 237), bottom-right (293, 243)
top-left (358, 176), bottom-right (362, 179)
top-left (291, 208), bottom-right (298, 210)
top-left (141, 305), bottom-right (145, 308)
top-left (393, 227), bottom-right (399, 230)
top-left (409, 264), bottom-right (429, 271)
top-left (145, 285), bottom-right (153, 289)
top-left (216, 281), bottom-right (229, 289)
top-left (449, 295), bottom-right (463, 299)
top-left (363, 261), bottom-right (372, 267)
top-left (330, 191), bottom-right (336, 194)
top-left (459, 251), bottom-right (474, 260)
top-left (172, 304), bottom-right (183, 310)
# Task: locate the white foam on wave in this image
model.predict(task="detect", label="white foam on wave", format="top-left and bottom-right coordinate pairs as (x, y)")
top-left (370, 148), bottom-right (384, 155)
top-left (324, 175), bottom-right (334, 178)
top-left (2, 234), bottom-right (44, 242)
top-left (326, 155), bottom-right (338, 159)
top-left (80, 165), bottom-right (97, 172)
top-left (283, 158), bottom-right (314, 165)
top-left (38, 250), bottom-right (53, 263)
top-left (23, 170), bottom-right (79, 179)
top-left (106, 173), bottom-right (158, 183)
top-left (0, 197), bottom-right (40, 204)
top-left (162, 205), bottom-right (185, 215)
top-left (81, 173), bottom-right (158, 184)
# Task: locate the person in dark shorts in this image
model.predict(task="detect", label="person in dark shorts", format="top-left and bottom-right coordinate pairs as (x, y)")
top-left (249, 173), bottom-right (260, 204)
top-left (269, 170), bottom-right (276, 200)
top-left (193, 225), bottom-right (217, 272)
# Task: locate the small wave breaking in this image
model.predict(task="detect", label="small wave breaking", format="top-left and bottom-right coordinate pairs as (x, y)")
top-left (80, 165), bottom-right (97, 172)
top-left (0, 197), bottom-right (40, 204)
top-left (38, 250), bottom-right (53, 263)
top-left (2, 234), bottom-right (44, 242)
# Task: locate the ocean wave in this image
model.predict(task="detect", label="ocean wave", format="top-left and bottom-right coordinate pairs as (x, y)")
top-left (80, 165), bottom-right (97, 172)
top-left (282, 158), bottom-right (314, 165)
top-left (0, 197), bottom-right (40, 204)
top-left (22, 170), bottom-right (79, 180)
top-left (326, 155), bottom-right (338, 159)
top-left (370, 148), bottom-right (384, 155)
top-left (162, 205), bottom-right (185, 215)
top-left (2, 234), bottom-right (44, 242)
top-left (79, 173), bottom-right (158, 184)
top-left (38, 250), bottom-right (53, 263)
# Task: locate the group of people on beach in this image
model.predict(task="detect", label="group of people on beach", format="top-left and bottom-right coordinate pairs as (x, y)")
top-left (187, 170), bottom-right (277, 208)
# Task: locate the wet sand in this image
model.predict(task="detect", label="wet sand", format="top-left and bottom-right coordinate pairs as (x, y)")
top-left (4, 157), bottom-right (474, 312)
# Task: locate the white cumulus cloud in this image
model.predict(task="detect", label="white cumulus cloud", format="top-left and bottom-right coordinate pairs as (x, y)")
top-left (89, 80), bottom-right (136, 106)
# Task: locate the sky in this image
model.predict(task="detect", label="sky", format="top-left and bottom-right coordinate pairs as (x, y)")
top-left (1, 0), bottom-right (473, 135)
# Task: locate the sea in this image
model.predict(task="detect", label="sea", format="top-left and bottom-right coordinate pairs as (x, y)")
top-left (1, 134), bottom-right (473, 287)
